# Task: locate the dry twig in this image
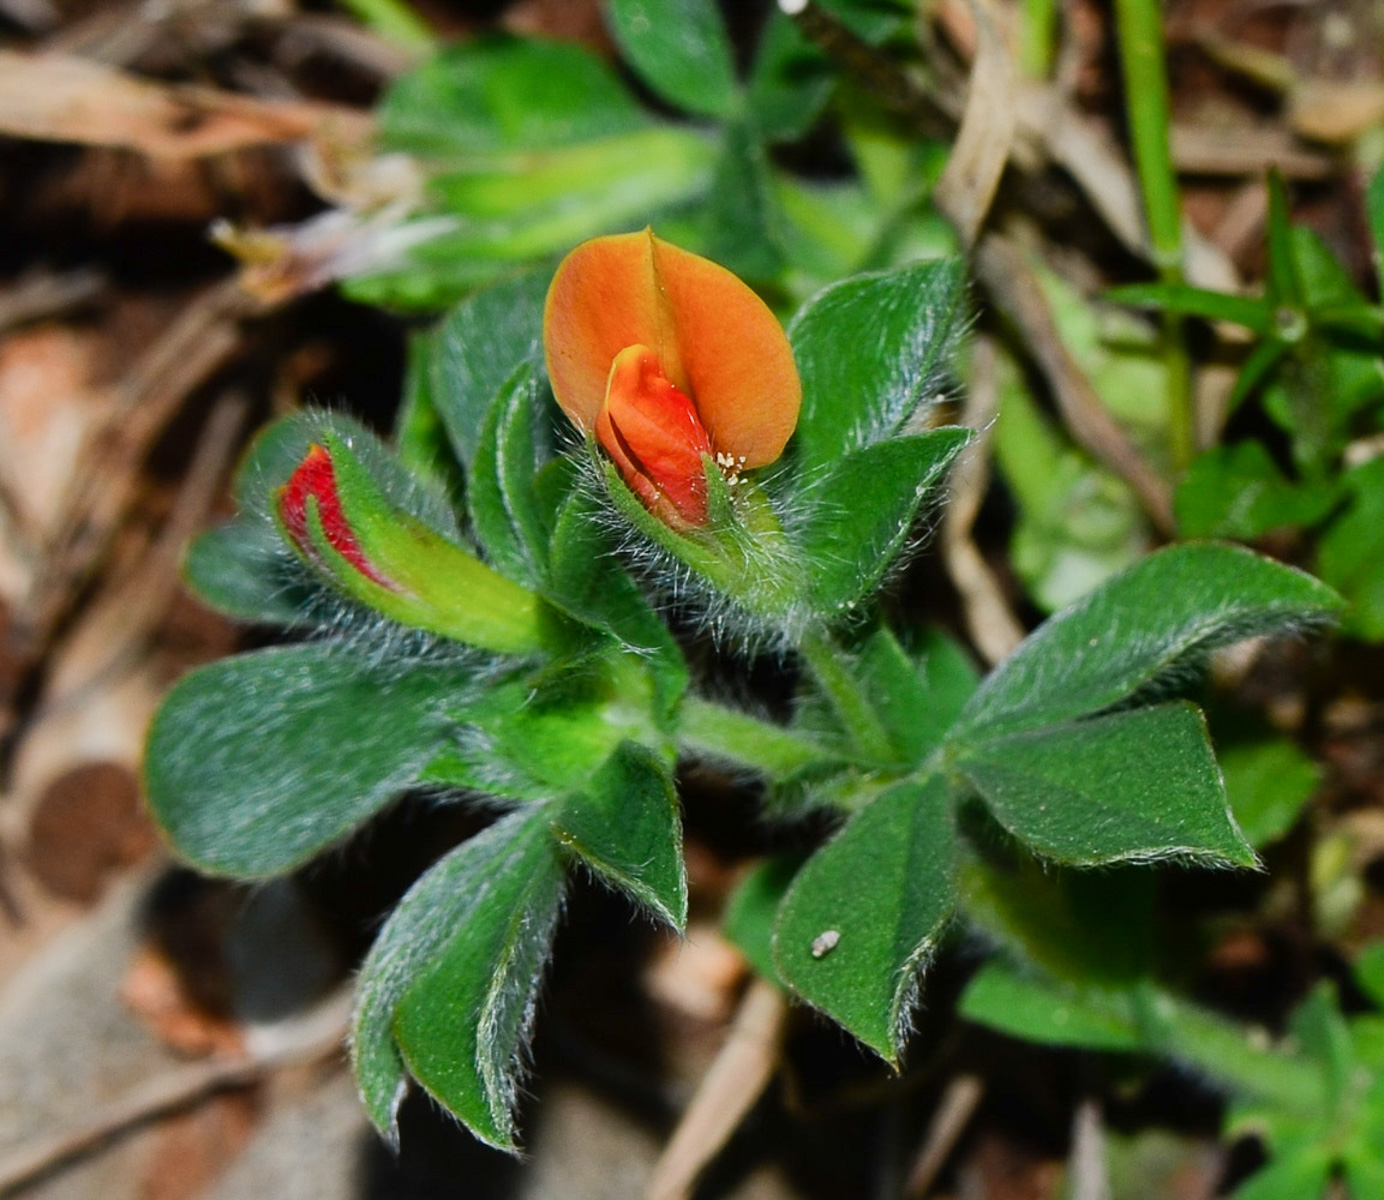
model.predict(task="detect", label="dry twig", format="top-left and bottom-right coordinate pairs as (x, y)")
top-left (972, 235), bottom-right (1176, 534)
top-left (0, 270), bottom-right (106, 338)
top-left (642, 978), bottom-right (787, 1200)
top-left (1066, 1097), bottom-right (1112, 1200)
top-left (14, 280), bottom-right (260, 661)
top-left (0, 50), bottom-right (371, 161)
top-left (942, 336), bottom-right (1026, 665)
top-left (902, 1073), bottom-right (986, 1198)
top-left (0, 989), bottom-right (350, 1196)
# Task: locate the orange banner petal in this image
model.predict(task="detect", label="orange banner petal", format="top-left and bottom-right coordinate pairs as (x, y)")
top-left (544, 231), bottom-right (682, 433)
top-left (646, 235), bottom-right (800, 469)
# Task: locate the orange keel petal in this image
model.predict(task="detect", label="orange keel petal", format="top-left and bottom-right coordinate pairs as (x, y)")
top-left (600, 345), bottom-right (712, 526)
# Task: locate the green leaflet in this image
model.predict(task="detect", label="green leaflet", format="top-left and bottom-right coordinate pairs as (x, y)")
top-left (605, 0), bottom-right (739, 119)
top-left (144, 644), bottom-right (476, 878)
top-left (1175, 441), bottom-right (1340, 540)
top-left (551, 741), bottom-right (686, 929)
top-left (774, 775), bottom-right (956, 1062)
top-left (354, 808), bottom-right (563, 1149)
top-left (953, 543), bottom-right (1342, 743)
top-left (789, 258), bottom-right (967, 478)
top-left (468, 362), bottom-right (553, 586)
top-left (724, 855), bottom-right (801, 986)
top-left (796, 430), bottom-right (971, 617)
top-left (956, 702), bottom-right (1255, 868)
top-left (702, 119), bottom-right (785, 282)
top-left (544, 487), bottom-right (688, 721)
top-left (747, 11), bottom-right (836, 143)
top-left (958, 963), bottom-right (1144, 1053)
top-left (430, 268), bottom-right (550, 470)
top-left (379, 36), bottom-right (649, 159)
top-left (1318, 457), bottom-right (1384, 641)
top-left (1218, 732), bottom-right (1320, 848)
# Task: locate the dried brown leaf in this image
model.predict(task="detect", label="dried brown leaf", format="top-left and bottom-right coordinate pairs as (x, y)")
top-left (0, 51), bottom-right (370, 160)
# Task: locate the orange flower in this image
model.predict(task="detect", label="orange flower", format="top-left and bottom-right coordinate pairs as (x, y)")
top-left (543, 230), bottom-right (801, 527)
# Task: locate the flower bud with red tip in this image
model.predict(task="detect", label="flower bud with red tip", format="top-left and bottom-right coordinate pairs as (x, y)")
top-left (279, 444), bottom-right (396, 587)
top-left (274, 435), bottom-right (547, 656)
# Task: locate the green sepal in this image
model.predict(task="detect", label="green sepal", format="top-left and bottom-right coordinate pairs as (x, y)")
top-left (599, 457), bottom-right (803, 626)
top-left (299, 432), bottom-right (548, 655)
top-left (551, 741), bottom-right (686, 929)
top-left (184, 411), bottom-right (440, 627)
top-left (774, 774), bottom-right (956, 1063)
top-left (796, 429), bottom-right (970, 617)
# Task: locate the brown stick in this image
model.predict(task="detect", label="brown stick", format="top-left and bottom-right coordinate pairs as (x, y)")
top-left (932, 0), bottom-right (1015, 250)
top-left (902, 1073), bottom-right (986, 1198)
top-left (972, 235), bottom-right (1175, 534)
top-left (942, 336), bottom-right (1026, 665)
top-left (643, 978), bottom-right (787, 1200)
top-left (0, 991), bottom-right (349, 1195)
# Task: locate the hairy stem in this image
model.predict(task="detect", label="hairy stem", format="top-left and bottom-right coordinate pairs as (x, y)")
top-left (799, 630), bottom-right (895, 763)
top-left (677, 696), bottom-right (837, 776)
top-left (1133, 984), bottom-right (1324, 1113)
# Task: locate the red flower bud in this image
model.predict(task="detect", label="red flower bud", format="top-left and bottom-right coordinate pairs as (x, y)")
top-left (278, 444), bottom-right (395, 587)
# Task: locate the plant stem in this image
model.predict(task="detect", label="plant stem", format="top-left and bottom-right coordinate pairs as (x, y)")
top-left (798, 630), bottom-right (895, 763)
top-left (1112, 0), bottom-right (1195, 471)
top-left (677, 696), bottom-right (837, 776)
top-left (1020, 0), bottom-right (1057, 80)
top-left (1134, 985), bottom-right (1325, 1113)
top-left (336, 0), bottom-right (435, 54)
